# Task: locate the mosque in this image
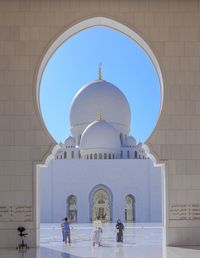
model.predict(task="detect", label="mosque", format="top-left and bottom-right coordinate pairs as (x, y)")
top-left (40, 69), bottom-right (162, 224)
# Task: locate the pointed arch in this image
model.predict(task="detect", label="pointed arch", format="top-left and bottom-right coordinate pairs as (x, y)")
top-left (89, 184), bottom-right (113, 222)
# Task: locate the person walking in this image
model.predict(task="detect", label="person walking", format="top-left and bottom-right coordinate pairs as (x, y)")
top-left (116, 219), bottom-right (124, 243)
top-left (92, 227), bottom-right (102, 247)
top-left (63, 217), bottom-right (71, 245)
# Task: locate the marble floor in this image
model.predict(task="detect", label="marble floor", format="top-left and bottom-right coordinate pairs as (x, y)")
top-left (0, 223), bottom-right (200, 258)
top-left (40, 223), bottom-right (163, 257)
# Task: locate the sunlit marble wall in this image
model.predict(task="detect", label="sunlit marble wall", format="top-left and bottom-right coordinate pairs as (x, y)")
top-left (40, 159), bottom-right (162, 223)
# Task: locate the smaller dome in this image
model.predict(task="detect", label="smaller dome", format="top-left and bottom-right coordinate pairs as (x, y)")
top-left (55, 148), bottom-right (62, 154)
top-left (126, 136), bottom-right (136, 147)
top-left (64, 136), bottom-right (75, 147)
top-left (55, 147), bottom-right (63, 159)
top-left (136, 142), bottom-right (143, 149)
top-left (60, 144), bottom-right (66, 152)
top-left (80, 119), bottom-right (121, 154)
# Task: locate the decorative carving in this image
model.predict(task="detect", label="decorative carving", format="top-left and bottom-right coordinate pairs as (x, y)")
top-left (92, 189), bottom-right (110, 222)
top-left (0, 206), bottom-right (32, 222)
top-left (169, 204), bottom-right (200, 220)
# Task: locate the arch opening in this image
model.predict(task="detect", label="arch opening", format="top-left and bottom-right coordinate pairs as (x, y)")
top-left (125, 194), bottom-right (136, 222)
top-left (36, 17), bottom-right (163, 146)
top-left (67, 195), bottom-right (77, 222)
top-left (36, 16), bottom-right (165, 249)
top-left (89, 184), bottom-right (113, 222)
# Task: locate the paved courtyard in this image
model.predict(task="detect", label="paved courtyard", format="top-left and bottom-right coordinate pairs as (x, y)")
top-left (40, 222), bottom-right (163, 257)
top-left (1, 223), bottom-right (200, 258)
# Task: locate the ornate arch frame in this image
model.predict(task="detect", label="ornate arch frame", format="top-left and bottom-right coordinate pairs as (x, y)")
top-left (35, 17), bottom-right (164, 161)
top-left (34, 16), bottom-right (165, 245)
top-left (89, 184), bottom-right (113, 222)
top-left (66, 194), bottom-right (77, 222)
top-left (125, 194), bottom-right (136, 222)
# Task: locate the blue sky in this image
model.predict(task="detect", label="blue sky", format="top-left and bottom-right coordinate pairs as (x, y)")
top-left (40, 26), bottom-right (161, 143)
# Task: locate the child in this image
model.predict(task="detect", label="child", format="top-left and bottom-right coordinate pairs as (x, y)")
top-left (92, 227), bottom-right (102, 247)
top-left (63, 217), bottom-right (71, 245)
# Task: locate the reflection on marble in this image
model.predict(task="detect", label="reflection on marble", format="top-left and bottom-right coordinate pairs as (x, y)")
top-left (1, 246), bottom-right (200, 258)
top-left (0, 223), bottom-right (200, 258)
top-left (40, 223), bottom-right (163, 257)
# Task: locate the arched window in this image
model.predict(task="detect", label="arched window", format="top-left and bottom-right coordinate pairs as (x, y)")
top-left (67, 195), bottom-right (77, 222)
top-left (120, 133), bottom-right (123, 145)
top-left (94, 153), bottom-right (97, 159)
top-left (125, 195), bottom-right (135, 222)
top-left (134, 151), bottom-right (137, 159)
top-left (78, 151), bottom-right (81, 158)
top-left (71, 151), bottom-right (74, 159)
top-left (90, 154), bottom-right (93, 159)
top-left (120, 151), bottom-right (123, 158)
top-left (87, 154), bottom-right (89, 159)
top-left (112, 154), bottom-right (114, 159)
top-left (127, 150), bottom-right (130, 159)
top-left (91, 188), bottom-right (111, 222)
top-left (104, 153), bottom-right (107, 159)
top-left (64, 151), bottom-right (67, 159)
top-left (109, 153), bottom-right (111, 159)
top-left (99, 153), bottom-right (102, 159)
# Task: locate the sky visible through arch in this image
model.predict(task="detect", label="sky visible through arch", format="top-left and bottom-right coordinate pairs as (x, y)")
top-left (40, 26), bottom-right (161, 143)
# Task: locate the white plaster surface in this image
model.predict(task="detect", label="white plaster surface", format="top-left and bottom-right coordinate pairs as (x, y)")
top-left (40, 159), bottom-right (162, 223)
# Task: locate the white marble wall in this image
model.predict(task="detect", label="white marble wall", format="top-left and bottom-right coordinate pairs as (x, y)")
top-left (39, 159), bottom-right (162, 223)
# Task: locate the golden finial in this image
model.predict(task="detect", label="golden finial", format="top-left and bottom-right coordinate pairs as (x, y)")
top-left (98, 63), bottom-right (102, 80)
top-left (98, 112), bottom-right (103, 120)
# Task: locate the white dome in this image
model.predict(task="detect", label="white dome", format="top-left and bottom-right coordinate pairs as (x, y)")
top-left (126, 136), bottom-right (136, 147)
top-left (55, 146), bottom-right (63, 157)
top-left (80, 119), bottom-right (121, 153)
top-left (64, 136), bottom-right (75, 147)
top-left (56, 148), bottom-right (62, 154)
top-left (70, 80), bottom-right (131, 137)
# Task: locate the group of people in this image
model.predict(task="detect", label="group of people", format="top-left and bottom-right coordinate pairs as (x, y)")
top-left (61, 218), bottom-right (124, 246)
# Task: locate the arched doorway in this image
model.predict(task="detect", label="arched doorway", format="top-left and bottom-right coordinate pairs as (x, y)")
top-left (92, 189), bottom-right (110, 222)
top-left (89, 184), bottom-right (113, 222)
top-left (125, 195), bottom-right (135, 222)
top-left (67, 195), bottom-right (77, 222)
top-left (36, 17), bottom-right (164, 245)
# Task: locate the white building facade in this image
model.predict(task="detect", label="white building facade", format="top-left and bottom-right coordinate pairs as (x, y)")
top-left (40, 74), bottom-right (162, 223)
